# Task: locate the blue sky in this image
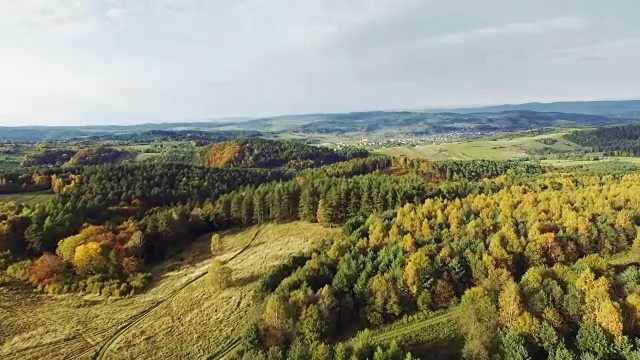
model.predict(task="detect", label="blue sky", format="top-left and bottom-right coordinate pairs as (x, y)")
top-left (1, 0), bottom-right (639, 126)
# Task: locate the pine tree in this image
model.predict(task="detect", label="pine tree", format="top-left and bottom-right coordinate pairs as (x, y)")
top-left (253, 190), bottom-right (267, 224)
top-left (241, 191), bottom-right (254, 225)
top-left (317, 199), bottom-right (330, 227)
top-left (299, 186), bottom-right (318, 222)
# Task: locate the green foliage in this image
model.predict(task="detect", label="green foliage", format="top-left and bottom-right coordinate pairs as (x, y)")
top-left (68, 146), bottom-right (130, 166)
top-left (499, 331), bottom-right (531, 360)
top-left (576, 322), bottom-right (610, 360)
top-left (205, 138), bottom-right (367, 169)
top-left (243, 321), bottom-right (261, 351)
top-left (565, 123), bottom-right (640, 156)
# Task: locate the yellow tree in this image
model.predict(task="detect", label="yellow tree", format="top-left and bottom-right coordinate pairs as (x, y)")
top-left (316, 199), bottom-right (329, 226)
top-left (367, 215), bottom-right (387, 249)
top-left (261, 294), bottom-right (295, 347)
top-left (401, 233), bottom-right (416, 253)
top-left (577, 270), bottom-right (624, 338)
top-left (512, 312), bottom-right (541, 341)
top-left (595, 299), bottom-right (623, 338)
top-left (209, 259), bottom-right (233, 289)
top-left (626, 294), bottom-right (640, 335)
top-left (56, 233), bottom-right (85, 263)
top-left (73, 242), bottom-right (103, 275)
top-left (210, 233), bottom-right (224, 256)
top-left (403, 250), bottom-right (431, 297)
top-left (498, 281), bottom-right (523, 328)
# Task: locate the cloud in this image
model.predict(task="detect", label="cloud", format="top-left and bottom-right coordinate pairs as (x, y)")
top-left (1, 0), bottom-right (640, 125)
top-left (550, 37), bottom-right (640, 63)
top-left (435, 17), bottom-right (587, 45)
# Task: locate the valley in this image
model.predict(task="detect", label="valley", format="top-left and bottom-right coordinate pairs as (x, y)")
top-left (1, 103), bottom-right (640, 359)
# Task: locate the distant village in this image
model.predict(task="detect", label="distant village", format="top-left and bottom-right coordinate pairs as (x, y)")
top-left (334, 130), bottom-right (495, 150)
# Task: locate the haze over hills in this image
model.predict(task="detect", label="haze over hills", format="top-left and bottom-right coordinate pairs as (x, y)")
top-left (1, 100), bottom-right (639, 142)
top-left (430, 99), bottom-right (640, 117)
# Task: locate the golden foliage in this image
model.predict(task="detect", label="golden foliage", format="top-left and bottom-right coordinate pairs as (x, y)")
top-left (205, 141), bottom-right (243, 168)
top-left (73, 242), bottom-right (103, 275)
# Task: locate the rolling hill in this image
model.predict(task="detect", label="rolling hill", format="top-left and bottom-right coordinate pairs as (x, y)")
top-left (2, 100), bottom-right (639, 142)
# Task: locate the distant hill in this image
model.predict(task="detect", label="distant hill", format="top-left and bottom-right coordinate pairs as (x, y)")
top-left (229, 110), bottom-right (636, 135)
top-left (2, 100), bottom-right (640, 141)
top-left (431, 100), bottom-right (640, 118)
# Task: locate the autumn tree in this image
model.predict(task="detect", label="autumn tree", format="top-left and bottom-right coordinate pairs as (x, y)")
top-left (209, 259), bottom-right (233, 289)
top-left (210, 233), bottom-right (224, 256)
top-left (73, 242), bottom-right (104, 275)
top-left (27, 253), bottom-right (65, 286)
top-left (403, 250), bottom-right (431, 297)
top-left (498, 281), bottom-right (523, 328)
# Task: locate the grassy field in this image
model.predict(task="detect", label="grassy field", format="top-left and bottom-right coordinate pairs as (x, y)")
top-left (0, 191), bottom-right (55, 206)
top-left (0, 222), bottom-right (340, 360)
top-left (134, 153), bottom-right (161, 161)
top-left (0, 159), bottom-right (20, 170)
top-left (540, 157), bottom-right (640, 167)
top-left (378, 132), bottom-right (582, 160)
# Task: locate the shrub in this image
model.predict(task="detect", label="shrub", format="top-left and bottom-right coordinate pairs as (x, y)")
top-left (5, 259), bottom-right (34, 282)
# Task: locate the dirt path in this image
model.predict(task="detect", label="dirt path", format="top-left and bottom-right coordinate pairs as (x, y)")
top-left (371, 308), bottom-right (461, 343)
top-left (89, 226), bottom-right (266, 360)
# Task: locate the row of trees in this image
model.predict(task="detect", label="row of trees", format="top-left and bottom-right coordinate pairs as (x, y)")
top-left (21, 149), bottom-right (78, 167)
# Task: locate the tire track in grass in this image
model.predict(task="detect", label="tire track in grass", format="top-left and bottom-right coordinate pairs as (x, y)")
top-left (208, 338), bottom-right (241, 360)
top-left (88, 226), bottom-right (266, 360)
top-left (208, 225), bottom-right (301, 360)
top-left (371, 308), bottom-right (462, 343)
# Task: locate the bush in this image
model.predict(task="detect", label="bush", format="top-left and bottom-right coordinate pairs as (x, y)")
top-left (5, 259), bottom-right (33, 281)
top-left (0, 250), bottom-right (14, 271)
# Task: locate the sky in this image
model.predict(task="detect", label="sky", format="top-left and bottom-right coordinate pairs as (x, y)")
top-left (1, 0), bottom-right (639, 126)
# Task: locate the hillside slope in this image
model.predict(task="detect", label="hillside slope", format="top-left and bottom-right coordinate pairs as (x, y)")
top-left (0, 222), bottom-right (339, 360)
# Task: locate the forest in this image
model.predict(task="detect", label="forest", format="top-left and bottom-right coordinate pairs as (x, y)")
top-left (2, 136), bottom-right (640, 360)
top-left (565, 124), bottom-right (640, 156)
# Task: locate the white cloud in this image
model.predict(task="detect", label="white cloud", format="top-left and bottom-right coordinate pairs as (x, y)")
top-left (436, 17), bottom-right (588, 45)
top-left (0, 0), bottom-right (639, 125)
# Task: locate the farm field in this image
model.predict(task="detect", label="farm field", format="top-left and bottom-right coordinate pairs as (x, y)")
top-left (540, 157), bottom-right (640, 167)
top-left (378, 132), bottom-right (581, 160)
top-left (0, 222), bottom-right (339, 360)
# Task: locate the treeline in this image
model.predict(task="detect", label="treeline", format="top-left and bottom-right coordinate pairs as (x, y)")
top-left (0, 167), bottom-right (62, 194)
top-left (68, 146), bottom-right (131, 166)
top-left (22, 149), bottom-right (77, 167)
top-left (80, 129), bottom-right (264, 145)
top-left (0, 155), bottom-right (530, 298)
top-left (245, 173), bottom-right (640, 359)
top-left (399, 158), bottom-right (545, 182)
top-left (66, 162), bottom-right (288, 209)
top-left (205, 138), bottom-right (368, 169)
top-left (0, 152), bottom-right (385, 296)
top-left (0, 162), bottom-right (291, 295)
top-left (565, 124), bottom-right (640, 156)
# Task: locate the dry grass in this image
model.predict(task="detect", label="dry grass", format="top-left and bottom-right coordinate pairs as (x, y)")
top-left (379, 132), bottom-right (582, 160)
top-left (0, 222), bottom-right (339, 360)
top-left (0, 191), bottom-right (55, 206)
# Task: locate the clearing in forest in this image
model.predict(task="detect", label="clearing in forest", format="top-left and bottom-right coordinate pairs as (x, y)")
top-left (0, 222), bottom-right (339, 360)
top-left (0, 191), bottom-right (55, 206)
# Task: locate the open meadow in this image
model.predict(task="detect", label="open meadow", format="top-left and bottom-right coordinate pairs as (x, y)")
top-left (378, 132), bottom-right (581, 160)
top-left (0, 222), bottom-right (339, 360)
top-left (0, 191), bottom-right (55, 206)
